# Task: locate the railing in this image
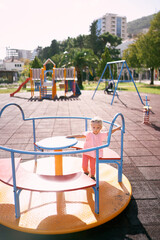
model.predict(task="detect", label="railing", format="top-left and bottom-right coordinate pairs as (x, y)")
top-left (0, 103), bottom-right (125, 218)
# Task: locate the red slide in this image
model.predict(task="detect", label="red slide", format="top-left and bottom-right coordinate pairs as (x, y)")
top-left (10, 77), bottom-right (30, 97)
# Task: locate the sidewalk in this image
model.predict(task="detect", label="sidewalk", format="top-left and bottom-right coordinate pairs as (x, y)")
top-left (138, 79), bottom-right (160, 85)
top-left (0, 90), bottom-right (160, 240)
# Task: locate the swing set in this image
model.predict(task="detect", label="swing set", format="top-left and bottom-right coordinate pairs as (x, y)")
top-left (92, 60), bottom-right (144, 105)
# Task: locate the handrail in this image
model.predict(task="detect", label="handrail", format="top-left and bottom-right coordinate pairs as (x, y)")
top-left (107, 112), bottom-right (125, 144)
top-left (0, 103), bottom-right (124, 157)
top-left (0, 141), bottom-right (110, 156)
top-left (0, 103), bottom-right (25, 120)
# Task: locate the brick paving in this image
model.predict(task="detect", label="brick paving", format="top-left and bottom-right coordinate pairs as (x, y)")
top-left (0, 90), bottom-right (160, 240)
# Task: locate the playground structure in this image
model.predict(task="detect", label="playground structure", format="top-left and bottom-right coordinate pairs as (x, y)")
top-left (10, 58), bottom-right (81, 99)
top-left (0, 103), bottom-right (131, 234)
top-left (92, 60), bottom-right (144, 106)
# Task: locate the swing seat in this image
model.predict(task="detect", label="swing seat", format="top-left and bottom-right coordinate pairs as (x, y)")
top-left (104, 82), bottom-right (114, 94)
top-left (107, 89), bottom-right (113, 94)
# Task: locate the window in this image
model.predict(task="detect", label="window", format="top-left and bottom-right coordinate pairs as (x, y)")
top-left (15, 64), bottom-right (22, 67)
top-left (116, 17), bottom-right (121, 38)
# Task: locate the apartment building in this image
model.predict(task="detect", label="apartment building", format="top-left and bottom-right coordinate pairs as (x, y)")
top-left (97, 13), bottom-right (127, 40)
top-left (6, 47), bottom-right (32, 60)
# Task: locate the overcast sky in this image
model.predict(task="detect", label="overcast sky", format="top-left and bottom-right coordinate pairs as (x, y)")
top-left (0, 0), bottom-right (159, 59)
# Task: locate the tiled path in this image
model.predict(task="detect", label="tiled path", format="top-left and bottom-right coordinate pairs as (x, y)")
top-left (0, 90), bottom-right (160, 240)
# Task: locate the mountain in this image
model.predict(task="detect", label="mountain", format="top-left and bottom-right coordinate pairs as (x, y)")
top-left (127, 14), bottom-right (155, 35)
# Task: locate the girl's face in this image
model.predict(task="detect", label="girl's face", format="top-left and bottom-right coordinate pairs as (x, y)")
top-left (91, 122), bottom-right (102, 135)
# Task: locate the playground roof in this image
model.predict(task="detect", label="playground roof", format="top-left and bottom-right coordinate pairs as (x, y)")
top-left (43, 58), bottom-right (56, 66)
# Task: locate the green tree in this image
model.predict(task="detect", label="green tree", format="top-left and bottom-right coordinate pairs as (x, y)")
top-left (123, 11), bottom-right (160, 85)
top-left (51, 54), bottom-right (64, 68)
top-left (65, 48), bottom-right (98, 89)
top-left (50, 40), bottom-right (60, 56)
top-left (89, 20), bottom-right (101, 56)
top-left (96, 47), bottom-right (112, 79)
top-left (38, 46), bottom-right (50, 61)
top-left (73, 35), bottom-right (90, 49)
top-left (30, 56), bottom-right (42, 68)
top-left (99, 32), bottom-right (122, 60)
top-left (39, 40), bottom-right (60, 60)
top-left (89, 21), bottom-right (122, 58)
top-left (59, 37), bottom-right (74, 53)
top-left (123, 43), bottom-right (141, 68)
top-left (136, 11), bottom-right (160, 84)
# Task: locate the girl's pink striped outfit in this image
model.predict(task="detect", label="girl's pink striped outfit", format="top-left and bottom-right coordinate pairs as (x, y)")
top-left (83, 131), bottom-right (108, 176)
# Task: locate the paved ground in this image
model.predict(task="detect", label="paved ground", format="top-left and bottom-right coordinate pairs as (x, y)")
top-left (0, 90), bottom-right (160, 240)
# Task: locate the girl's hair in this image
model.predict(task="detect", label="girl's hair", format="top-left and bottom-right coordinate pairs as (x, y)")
top-left (91, 116), bottom-right (103, 126)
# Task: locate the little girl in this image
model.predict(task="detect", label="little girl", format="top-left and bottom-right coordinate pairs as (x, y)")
top-left (68, 117), bottom-right (120, 180)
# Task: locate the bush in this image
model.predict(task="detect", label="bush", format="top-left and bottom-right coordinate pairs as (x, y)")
top-left (0, 78), bottom-right (8, 84)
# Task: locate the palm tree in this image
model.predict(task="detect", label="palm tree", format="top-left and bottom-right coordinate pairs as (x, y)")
top-left (64, 48), bottom-right (98, 89)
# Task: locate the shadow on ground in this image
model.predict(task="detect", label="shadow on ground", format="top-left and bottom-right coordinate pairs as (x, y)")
top-left (0, 198), bottom-right (152, 240)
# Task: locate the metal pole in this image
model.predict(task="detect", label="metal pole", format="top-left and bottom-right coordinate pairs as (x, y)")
top-left (11, 152), bottom-right (20, 218)
top-left (111, 61), bottom-right (125, 105)
top-left (125, 61), bottom-right (144, 105)
top-left (92, 63), bottom-right (108, 99)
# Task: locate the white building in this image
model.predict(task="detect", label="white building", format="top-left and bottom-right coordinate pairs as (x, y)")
top-left (0, 60), bottom-right (4, 70)
top-left (31, 46), bottom-right (42, 60)
top-left (97, 13), bottom-right (127, 40)
top-left (116, 39), bottom-right (136, 58)
top-left (5, 47), bottom-right (41, 61)
top-left (3, 58), bottom-right (24, 72)
top-left (6, 47), bottom-right (32, 60)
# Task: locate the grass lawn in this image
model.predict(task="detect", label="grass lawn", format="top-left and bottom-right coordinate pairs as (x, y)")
top-left (0, 88), bottom-right (26, 94)
top-left (0, 81), bottom-right (160, 95)
top-left (82, 81), bottom-right (160, 95)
